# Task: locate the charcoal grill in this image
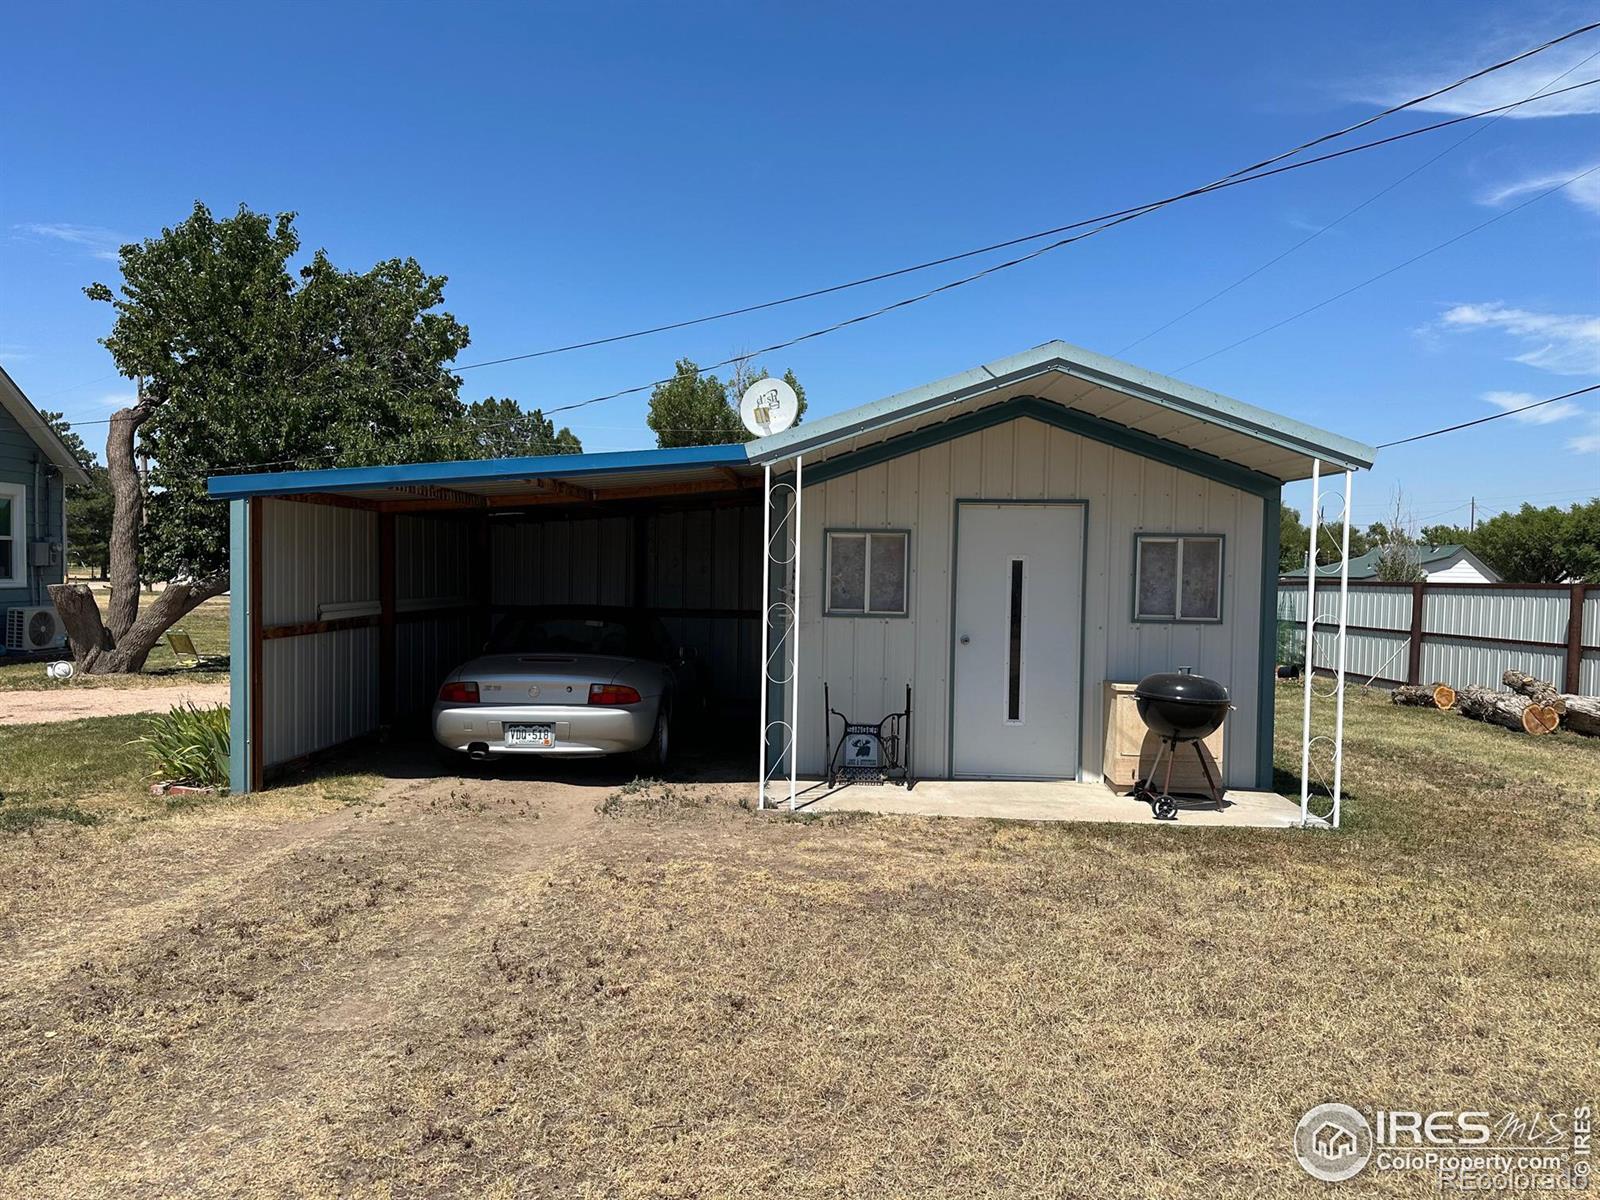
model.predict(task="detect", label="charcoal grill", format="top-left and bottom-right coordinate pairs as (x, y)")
top-left (1131, 667), bottom-right (1231, 820)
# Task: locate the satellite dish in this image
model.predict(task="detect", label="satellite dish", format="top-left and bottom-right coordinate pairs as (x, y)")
top-left (739, 377), bottom-right (799, 438)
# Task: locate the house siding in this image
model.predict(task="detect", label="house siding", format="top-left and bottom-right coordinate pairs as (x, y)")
top-left (794, 415), bottom-right (1265, 788)
top-left (0, 401), bottom-right (67, 614)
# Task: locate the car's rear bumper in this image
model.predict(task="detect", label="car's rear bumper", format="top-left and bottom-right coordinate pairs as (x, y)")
top-left (431, 701), bottom-right (656, 758)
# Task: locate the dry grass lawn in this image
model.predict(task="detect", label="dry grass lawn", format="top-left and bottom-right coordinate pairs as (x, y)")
top-left (1, 684), bottom-right (1597, 1197)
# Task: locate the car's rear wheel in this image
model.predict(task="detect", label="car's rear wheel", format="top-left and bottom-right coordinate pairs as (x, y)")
top-left (637, 706), bottom-right (671, 772)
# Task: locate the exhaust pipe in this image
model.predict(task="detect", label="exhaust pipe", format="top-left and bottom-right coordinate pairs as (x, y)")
top-left (467, 742), bottom-right (491, 760)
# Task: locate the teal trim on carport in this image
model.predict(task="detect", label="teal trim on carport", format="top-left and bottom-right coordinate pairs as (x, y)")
top-left (228, 499), bottom-right (251, 795)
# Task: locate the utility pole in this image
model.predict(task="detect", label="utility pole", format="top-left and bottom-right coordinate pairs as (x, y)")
top-left (1470, 496), bottom-right (1476, 533)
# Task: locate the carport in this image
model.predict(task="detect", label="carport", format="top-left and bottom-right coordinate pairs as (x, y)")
top-left (209, 445), bottom-right (770, 793)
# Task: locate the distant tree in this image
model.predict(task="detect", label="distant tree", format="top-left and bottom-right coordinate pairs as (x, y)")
top-left (1467, 500), bottom-right (1599, 582)
top-left (44, 411), bottom-right (114, 579)
top-left (1419, 523), bottom-right (1471, 547)
top-left (50, 201), bottom-right (474, 674)
top-left (646, 356), bottom-right (806, 448)
top-left (458, 396), bottom-right (581, 459)
top-left (1279, 503), bottom-right (1309, 573)
top-left (1369, 489), bottom-right (1425, 582)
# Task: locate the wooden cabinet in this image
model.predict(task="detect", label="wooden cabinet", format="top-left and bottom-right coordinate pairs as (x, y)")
top-left (1101, 681), bottom-right (1225, 793)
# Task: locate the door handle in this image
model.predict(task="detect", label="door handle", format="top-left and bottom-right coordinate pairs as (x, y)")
top-left (959, 634), bottom-right (971, 645)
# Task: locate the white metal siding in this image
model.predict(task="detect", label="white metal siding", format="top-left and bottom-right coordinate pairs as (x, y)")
top-left (1424, 555), bottom-right (1493, 584)
top-left (794, 416), bottom-right (1265, 787)
top-left (1424, 587), bottom-right (1568, 642)
top-left (259, 500), bottom-right (381, 767)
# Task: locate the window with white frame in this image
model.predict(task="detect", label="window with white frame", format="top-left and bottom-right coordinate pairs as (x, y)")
top-left (826, 531), bottom-right (908, 616)
top-left (0, 482), bottom-right (22, 586)
top-left (1134, 534), bottom-right (1222, 622)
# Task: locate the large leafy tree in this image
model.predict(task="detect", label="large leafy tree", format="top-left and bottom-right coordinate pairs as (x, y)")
top-left (461, 396), bottom-right (581, 459)
top-left (646, 358), bottom-right (806, 448)
top-left (1465, 500), bottom-right (1600, 582)
top-left (50, 202), bottom-right (479, 673)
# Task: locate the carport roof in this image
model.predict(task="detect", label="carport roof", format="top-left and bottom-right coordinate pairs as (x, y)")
top-left (207, 340), bottom-right (1374, 505)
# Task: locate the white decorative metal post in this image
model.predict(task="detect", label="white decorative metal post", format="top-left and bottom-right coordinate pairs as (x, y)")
top-left (757, 456), bottom-right (804, 811)
top-left (1297, 460), bottom-right (1354, 829)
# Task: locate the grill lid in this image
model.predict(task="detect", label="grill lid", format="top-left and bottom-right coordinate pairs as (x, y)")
top-left (1133, 666), bottom-right (1230, 706)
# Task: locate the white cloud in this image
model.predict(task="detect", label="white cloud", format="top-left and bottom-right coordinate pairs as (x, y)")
top-left (1567, 415), bottom-right (1600, 454)
top-left (1368, 41), bottom-right (1600, 119)
top-left (1480, 166), bottom-right (1600, 216)
top-left (13, 222), bottom-right (125, 262)
top-left (1481, 389), bottom-right (1584, 423)
top-left (0, 344), bottom-right (32, 364)
top-left (1439, 302), bottom-right (1600, 376)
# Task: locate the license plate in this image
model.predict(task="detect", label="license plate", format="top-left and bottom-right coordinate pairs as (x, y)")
top-left (504, 723), bottom-right (555, 748)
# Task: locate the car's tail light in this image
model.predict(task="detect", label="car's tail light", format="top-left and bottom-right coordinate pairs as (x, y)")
top-left (588, 684), bottom-right (641, 706)
top-left (439, 681), bottom-right (479, 704)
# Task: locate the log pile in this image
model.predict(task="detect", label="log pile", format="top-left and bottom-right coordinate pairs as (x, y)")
top-left (1388, 668), bottom-right (1597, 738)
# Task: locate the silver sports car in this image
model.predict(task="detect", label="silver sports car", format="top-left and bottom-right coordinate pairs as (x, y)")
top-left (432, 607), bottom-right (699, 767)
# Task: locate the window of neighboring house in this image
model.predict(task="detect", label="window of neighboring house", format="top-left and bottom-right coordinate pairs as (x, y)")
top-left (826, 531), bottom-right (909, 616)
top-left (1134, 534), bottom-right (1223, 622)
top-left (0, 482), bottom-right (23, 587)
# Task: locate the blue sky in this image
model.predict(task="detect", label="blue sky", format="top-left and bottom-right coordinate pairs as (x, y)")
top-left (2, 1), bottom-right (1596, 531)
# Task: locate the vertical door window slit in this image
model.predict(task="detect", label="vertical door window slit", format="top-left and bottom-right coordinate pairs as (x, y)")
top-left (1006, 557), bottom-right (1025, 724)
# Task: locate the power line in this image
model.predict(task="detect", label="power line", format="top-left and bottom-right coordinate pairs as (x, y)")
top-left (1115, 44), bottom-right (1600, 357)
top-left (1171, 162), bottom-right (1599, 372)
top-left (1377, 384), bottom-right (1600, 448)
top-left (448, 22), bottom-right (1600, 371)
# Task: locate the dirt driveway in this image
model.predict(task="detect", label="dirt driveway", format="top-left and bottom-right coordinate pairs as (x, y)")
top-left (0, 680), bottom-right (231, 725)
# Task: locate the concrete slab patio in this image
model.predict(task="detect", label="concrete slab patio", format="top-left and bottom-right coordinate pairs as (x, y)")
top-left (792, 779), bottom-right (1324, 829)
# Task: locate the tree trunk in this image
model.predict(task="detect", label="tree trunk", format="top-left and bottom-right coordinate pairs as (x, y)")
top-left (105, 401), bottom-right (150, 640)
top-left (50, 575), bottom-right (229, 674)
top-left (1456, 686), bottom-right (1556, 736)
top-left (1501, 670), bottom-right (1567, 715)
top-left (1560, 695), bottom-right (1600, 737)
top-left (1392, 685), bottom-right (1440, 707)
top-left (1431, 683), bottom-right (1457, 710)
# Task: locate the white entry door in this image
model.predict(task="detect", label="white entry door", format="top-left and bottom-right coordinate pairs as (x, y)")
top-left (951, 503), bottom-right (1084, 778)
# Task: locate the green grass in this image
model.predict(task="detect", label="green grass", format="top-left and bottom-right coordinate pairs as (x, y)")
top-left (0, 596), bottom-right (230, 690)
top-left (0, 715), bottom-right (151, 831)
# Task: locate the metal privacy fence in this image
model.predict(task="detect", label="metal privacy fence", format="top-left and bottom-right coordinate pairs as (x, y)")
top-left (1277, 581), bottom-right (1600, 697)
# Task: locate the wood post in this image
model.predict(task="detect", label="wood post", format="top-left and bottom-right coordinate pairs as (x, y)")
top-left (1406, 581), bottom-right (1425, 686)
top-left (378, 513), bottom-right (396, 725)
top-left (1566, 582), bottom-right (1586, 696)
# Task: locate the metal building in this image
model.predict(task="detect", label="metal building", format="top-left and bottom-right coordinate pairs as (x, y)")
top-left (210, 341), bottom-right (1375, 816)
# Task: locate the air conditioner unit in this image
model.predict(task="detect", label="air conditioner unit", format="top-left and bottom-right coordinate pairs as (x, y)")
top-left (5, 606), bottom-right (66, 652)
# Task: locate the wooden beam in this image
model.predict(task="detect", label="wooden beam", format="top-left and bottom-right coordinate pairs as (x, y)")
top-left (1407, 582), bottom-right (1425, 686)
top-left (484, 476), bottom-right (757, 509)
top-left (276, 491), bottom-right (380, 511)
top-left (1566, 582), bottom-right (1587, 695)
top-left (532, 477), bottom-right (596, 502)
top-left (387, 484), bottom-right (487, 508)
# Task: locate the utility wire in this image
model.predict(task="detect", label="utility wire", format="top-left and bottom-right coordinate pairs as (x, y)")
top-left (454, 21), bottom-right (1600, 371)
top-left (1115, 45), bottom-right (1600, 357)
top-left (1171, 163), bottom-right (1600, 372)
top-left (1377, 384), bottom-right (1600, 448)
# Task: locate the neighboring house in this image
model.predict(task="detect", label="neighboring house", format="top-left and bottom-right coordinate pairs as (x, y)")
top-left (0, 364), bottom-right (91, 649)
top-left (210, 340), bottom-right (1376, 795)
top-left (1283, 544), bottom-right (1501, 584)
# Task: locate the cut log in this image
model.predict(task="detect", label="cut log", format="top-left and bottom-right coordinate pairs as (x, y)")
top-left (1393, 682), bottom-right (1458, 709)
top-left (1525, 704), bottom-right (1561, 736)
top-left (1456, 686), bottom-right (1553, 736)
top-left (1501, 670), bottom-right (1567, 716)
top-left (1392, 684), bottom-right (1440, 707)
top-left (1560, 694), bottom-right (1600, 737)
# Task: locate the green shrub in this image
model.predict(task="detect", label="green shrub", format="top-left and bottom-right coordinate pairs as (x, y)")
top-left (136, 702), bottom-right (231, 790)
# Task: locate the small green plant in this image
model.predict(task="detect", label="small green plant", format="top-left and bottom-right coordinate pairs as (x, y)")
top-left (136, 702), bottom-right (231, 790)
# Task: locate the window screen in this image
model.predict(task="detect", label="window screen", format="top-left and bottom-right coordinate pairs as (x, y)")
top-left (827, 531), bottom-right (909, 615)
top-left (1135, 535), bottom-right (1223, 622)
top-left (0, 490), bottom-right (16, 585)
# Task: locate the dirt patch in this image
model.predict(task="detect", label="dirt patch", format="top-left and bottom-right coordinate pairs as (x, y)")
top-left (1, 692), bottom-right (1598, 1197)
top-left (0, 680), bottom-right (230, 724)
